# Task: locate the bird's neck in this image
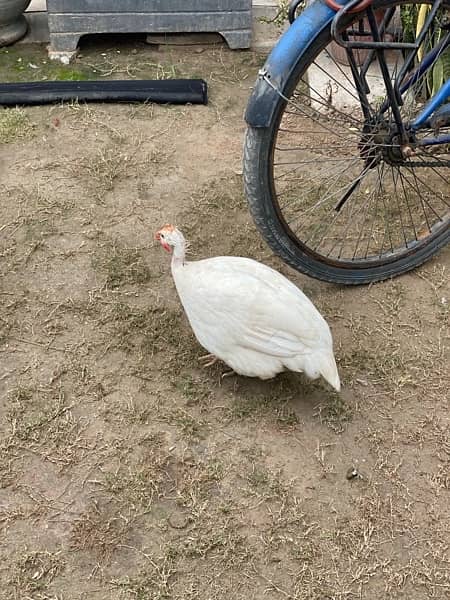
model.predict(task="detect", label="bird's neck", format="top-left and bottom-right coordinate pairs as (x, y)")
top-left (171, 243), bottom-right (186, 268)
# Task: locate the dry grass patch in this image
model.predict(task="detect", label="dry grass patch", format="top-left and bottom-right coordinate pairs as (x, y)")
top-left (340, 277), bottom-right (449, 402)
top-left (101, 434), bottom-right (171, 510)
top-left (70, 140), bottom-right (160, 201)
top-left (173, 455), bottom-right (225, 511)
top-left (71, 501), bottom-right (133, 561)
top-left (77, 146), bottom-right (129, 189)
top-left (99, 298), bottom-right (200, 377)
top-left (225, 376), bottom-right (300, 422)
top-left (157, 406), bottom-right (207, 440)
top-left (0, 108), bottom-right (34, 143)
top-left (109, 553), bottom-right (176, 600)
top-left (245, 463), bottom-right (290, 501)
top-left (175, 374), bottom-right (213, 407)
top-left (225, 375), bottom-right (348, 432)
top-left (93, 239), bottom-right (154, 288)
top-left (102, 301), bottom-right (184, 357)
top-left (179, 176), bottom-right (256, 255)
top-left (167, 517), bottom-right (249, 565)
top-left (313, 392), bottom-right (353, 433)
top-left (7, 550), bottom-right (64, 599)
top-left (2, 384), bottom-right (93, 471)
top-left (0, 185), bottom-right (75, 269)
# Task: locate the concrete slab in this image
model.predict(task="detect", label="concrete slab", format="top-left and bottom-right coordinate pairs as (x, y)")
top-left (46, 0), bottom-right (253, 55)
top-left (251, 1), bottom-right (287, 51)
top-left (27, 0), bottom-right (47, 12)
top-left (24, 0), bottom-right (281, 50)
top-left (21, 11), bottom-right (49, 43)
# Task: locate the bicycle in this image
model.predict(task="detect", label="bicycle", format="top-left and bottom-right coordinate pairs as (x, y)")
top-left (243, 0), bottom-right (449, 284)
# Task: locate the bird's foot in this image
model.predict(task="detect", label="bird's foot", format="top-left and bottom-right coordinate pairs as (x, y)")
top-left (198, 353), bottom-right (218, 368)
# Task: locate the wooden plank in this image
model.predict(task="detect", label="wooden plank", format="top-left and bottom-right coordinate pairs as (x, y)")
top-left (47, 0), bottom-right (251, 13)
top-left (48, 12), bottom-right (251, 33)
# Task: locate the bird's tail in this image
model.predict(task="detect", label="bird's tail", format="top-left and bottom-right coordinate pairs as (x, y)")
top-left (317, 352), bottom-right (341, 392)
top-left (301, 351), bottom-right (341, 392)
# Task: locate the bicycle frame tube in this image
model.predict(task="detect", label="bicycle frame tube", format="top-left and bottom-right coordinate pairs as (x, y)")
top-left (411, 81), bottom-right (450, 130)
top-left (417, 133), bottom-right (450, 146)
top-left (246, 0), bottom-right (450, 149)
top-left (399, 34), bottom-right (450, 94)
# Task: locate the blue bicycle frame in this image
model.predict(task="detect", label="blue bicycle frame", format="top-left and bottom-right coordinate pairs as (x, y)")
top-left (245, 0), bottom-right (450, 147)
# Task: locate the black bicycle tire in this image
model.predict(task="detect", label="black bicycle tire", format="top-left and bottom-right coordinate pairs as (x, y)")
top-left (243, 1), bottom-right (450, 285)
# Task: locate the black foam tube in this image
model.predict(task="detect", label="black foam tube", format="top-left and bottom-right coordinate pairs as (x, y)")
top-left (0, 78), bottom-right (208, 106)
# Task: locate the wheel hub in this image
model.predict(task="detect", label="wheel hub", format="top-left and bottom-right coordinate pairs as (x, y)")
top-left (358, 118), bottom-right (416, 167)
top-left (382, 132), bottom-right (409, 165)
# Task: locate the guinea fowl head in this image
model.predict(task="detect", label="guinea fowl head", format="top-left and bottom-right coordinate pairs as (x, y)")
top-left (155, 224), bottom-right (186, 258)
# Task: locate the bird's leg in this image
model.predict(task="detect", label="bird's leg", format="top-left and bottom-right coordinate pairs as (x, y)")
top-left (198, 353), bottom-right (218, 368)
top-left (221, 369), bottom-right (235, 379)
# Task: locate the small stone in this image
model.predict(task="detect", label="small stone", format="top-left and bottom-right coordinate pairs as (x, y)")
top-left (346, 467), bottom-right (359, 480)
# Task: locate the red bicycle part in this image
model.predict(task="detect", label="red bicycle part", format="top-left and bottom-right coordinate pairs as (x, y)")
top-left (324, 0), bottom-right (374, 13)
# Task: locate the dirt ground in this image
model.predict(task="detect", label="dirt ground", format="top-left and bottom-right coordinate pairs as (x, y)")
top-left (0, 36), bottom-right (449, 600)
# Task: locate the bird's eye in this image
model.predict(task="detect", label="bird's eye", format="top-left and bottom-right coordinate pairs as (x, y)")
top-left (160, 234), bottom-right (165, 239)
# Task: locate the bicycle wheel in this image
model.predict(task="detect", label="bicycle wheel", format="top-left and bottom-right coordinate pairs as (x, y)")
top-left (244, 0), bottom-right (450, 284)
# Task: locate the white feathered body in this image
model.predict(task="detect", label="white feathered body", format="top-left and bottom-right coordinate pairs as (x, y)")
top-left (171, 255), bottom-right (340, 391)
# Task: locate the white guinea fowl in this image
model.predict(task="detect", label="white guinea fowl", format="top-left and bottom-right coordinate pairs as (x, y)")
top-left (155, 225), bottom-right (340, 391)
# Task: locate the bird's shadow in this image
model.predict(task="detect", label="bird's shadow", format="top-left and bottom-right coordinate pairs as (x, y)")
top-left (201, 365), bottom-right (349, 429)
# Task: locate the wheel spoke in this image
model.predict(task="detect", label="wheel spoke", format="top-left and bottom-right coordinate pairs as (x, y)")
top-left (401, 163), bottom-right (448, 222)
top-left (390, 166), bottom-right (409, 247)
top-left (397, 167), bottom-right (419, 241)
